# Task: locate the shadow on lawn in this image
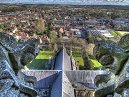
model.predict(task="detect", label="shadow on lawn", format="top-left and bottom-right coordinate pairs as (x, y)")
top-left (27, 59), bottom-right (48, 70)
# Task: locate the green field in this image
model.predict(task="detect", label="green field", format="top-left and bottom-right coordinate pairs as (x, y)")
top-left (72, 51), bottom-right (84, 67)
top-left (27, 50), bottom-right (54, 70)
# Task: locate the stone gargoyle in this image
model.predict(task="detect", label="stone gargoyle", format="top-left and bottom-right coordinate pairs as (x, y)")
top-left (0, 32), bottom-right (39, 97)
top-left (93, 34), bottom-right (129, 97)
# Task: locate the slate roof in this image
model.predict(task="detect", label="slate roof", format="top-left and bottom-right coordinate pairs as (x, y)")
top-left (65, 70), bottom-right (109, 89)
top-left (23, 70), bottom-right (63, 97)
top-left (22, 67), bottom-right (109, 97)
top-left (50, 71), bottom-right (62, 97)
top-left (63, 72), bottom-right (75, 97)
top-left (54, 48), bottom-right (72, 70)
top-left (54, 49), bottom-right (63, 70)
top-left (23, 70), bottom-right (58, 89)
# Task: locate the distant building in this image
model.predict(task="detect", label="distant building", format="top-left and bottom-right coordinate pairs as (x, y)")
top-left (89, 29), bottom-right (114, 38)
top-left (97, 30), bottom-right (114, 38)
top-left (58, 27), bottom-right (65, 37)
top-left (39, 35), bottom-right (50, 44)
top-left (70, 28), bottom-right (86, 38)
top-left (13, 31), bottom-right (29, 40)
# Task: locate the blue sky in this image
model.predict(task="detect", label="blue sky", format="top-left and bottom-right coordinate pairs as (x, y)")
top-left (0, 0), bottom-right (129, 5)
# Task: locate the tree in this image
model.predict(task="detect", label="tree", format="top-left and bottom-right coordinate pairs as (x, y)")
top-left (86, 43), bottom-right (95, 56)
top-left (49, 31), bottom-right (58, 51)
top-left (86, 32), bottom-right (95, 44)
top-left (50, 31), bottom-right (58, 44)
top-left (35, 19), bottom-right (45, 34)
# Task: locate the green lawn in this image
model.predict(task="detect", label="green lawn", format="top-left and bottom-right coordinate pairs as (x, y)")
top-left (72, 51), bottom-right (102, 70)
top-left (0, 29), bottom-right (3, 32)
top-left (27, 50), bottom-right (54, 70)
top-left (110, 30), bottom-right (129, 37)
top-left (89, 58), bottom-right (102, 69)
top-left (110, 30), bottom-right (118, 36)
top-left (116, 31), bottom-right (129, 36)
top-left (72, 51), bottom-right (84, 67)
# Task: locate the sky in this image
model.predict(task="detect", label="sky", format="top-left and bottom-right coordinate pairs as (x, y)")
top-left (0, 0), bottom-right (129, 5)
